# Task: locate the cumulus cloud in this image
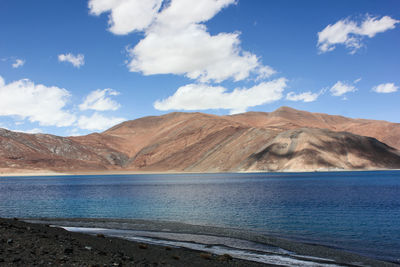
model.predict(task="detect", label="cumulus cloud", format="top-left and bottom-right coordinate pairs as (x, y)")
top-left (88, 0), bottom-right (162, 35)
top-left (330, 81), bottom-right (357, 97)
top-left (79, 88), bottom-right (121, 111)
top-left (154, 78), bottom-right (287, 114)
top-left (318, 15), bottom-right (399, 54)
top-left (0, 76), bottom-right (76, 127)
top-left (77, 112), bottom-right (125, 131)
top-left (90, 0), bottom-right (275, 83)
top-left (127, 25), bottom-right (271, 83)
top-left (58, 53), bottom-right (85, 68)
top-left (372, 83), bottom-right (398, 93)
top-left (286, 91), bottom-right (320, 102)
top-left (12, 59), bottom-right (25, 68)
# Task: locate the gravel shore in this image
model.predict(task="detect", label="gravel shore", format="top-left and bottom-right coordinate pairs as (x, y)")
top-left (0, 218), bottom-right (267, 266)
top-left (1, 218), bottom-right (398, 266)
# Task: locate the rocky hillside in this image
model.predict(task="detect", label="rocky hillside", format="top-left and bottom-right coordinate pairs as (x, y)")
top-left (241, 128), bottom-right (400, 171)
top-left (226, 106), bottom-right (400, 150)
top-left (0, 128), bottom-right (128, 172)
top-left (1, 107), bottom-right (400, 173)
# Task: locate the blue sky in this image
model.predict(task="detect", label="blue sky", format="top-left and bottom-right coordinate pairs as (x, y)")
top-left (0, 0), bottom-right (399, 136)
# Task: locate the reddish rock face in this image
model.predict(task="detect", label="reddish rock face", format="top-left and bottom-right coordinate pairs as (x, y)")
top-left (1, 107), bottom-right (400, 173)
top-left (0, 129), bottom-right (128, 172)
top-left (226, 106), bottom-right (400, 151)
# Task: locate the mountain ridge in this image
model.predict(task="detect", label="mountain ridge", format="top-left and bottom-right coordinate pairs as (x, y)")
top-left (1, 107), bottom-right (400, 173)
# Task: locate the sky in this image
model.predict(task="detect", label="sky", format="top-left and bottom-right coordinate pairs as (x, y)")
top-left (0, 0), bottom-right (399, 136)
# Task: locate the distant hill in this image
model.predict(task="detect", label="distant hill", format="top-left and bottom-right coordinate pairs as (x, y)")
top-left (1, 107), bottom-right (400, 173)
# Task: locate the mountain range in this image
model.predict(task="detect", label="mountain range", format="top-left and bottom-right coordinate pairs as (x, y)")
top-left (1, 106), bottom-right (400, 174)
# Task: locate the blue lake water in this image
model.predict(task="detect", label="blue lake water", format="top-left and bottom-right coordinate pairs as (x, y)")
top-left (0, 171), bottom-right (399, 263)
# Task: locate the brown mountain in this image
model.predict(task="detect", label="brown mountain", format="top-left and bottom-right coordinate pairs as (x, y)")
top-left (1, 107), bottom-right (400, 174)
top-left (226, 106), bottom-right (400, 150)
top-left (0, 128), bottom-right (128, 172)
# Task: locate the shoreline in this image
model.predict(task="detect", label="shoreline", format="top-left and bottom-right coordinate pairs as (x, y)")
top-left (15, 217), bottom-right (399, 266)
top-left (0, 217), bottom-right (266, 266)
top-left (1, 168), bottom-right (399, 177)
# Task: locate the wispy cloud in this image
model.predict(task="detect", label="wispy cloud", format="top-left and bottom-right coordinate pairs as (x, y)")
top-left (318, 15), bottom-right (399, 54)
top-left (372, 83), bottom-right (398, 93)
top-left (286, 91), bottom-right (321, 102)
top-left (12, 59), bottom-right (25, 68)
top-left (154, 78), bottom-right (287, 114)
top-left (330, 81), bottom-right (357, 97)
top-left (79, 88), bottom-right (121, 111)
top-left (58, 53), bottom-right (85, 68)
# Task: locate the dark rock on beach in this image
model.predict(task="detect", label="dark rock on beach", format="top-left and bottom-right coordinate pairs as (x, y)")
top-left (0, 218), bottom-right (268, 266)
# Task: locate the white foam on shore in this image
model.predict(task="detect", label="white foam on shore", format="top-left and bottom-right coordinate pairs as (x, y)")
top-left (61, 226), bottom-right (108, 232)
top-left (61, 226), bottom-right (344, 267)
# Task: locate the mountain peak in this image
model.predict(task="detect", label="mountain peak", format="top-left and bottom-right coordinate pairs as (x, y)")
top-left (274, 106), bottom-right (299, 112)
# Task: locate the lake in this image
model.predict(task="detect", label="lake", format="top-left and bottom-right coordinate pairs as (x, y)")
top-left (0, 171), bottom-right (399, 263)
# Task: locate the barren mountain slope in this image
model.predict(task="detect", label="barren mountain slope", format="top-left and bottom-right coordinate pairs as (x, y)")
top-left (227, 106), bottom-right (400, 150)
top-left (101, 112), bottom-right (246, 158)
top-left (0, 129), bottom-right (128, 172)
top-left (240, 128), bottom-right (400, 171)
top-left (1, 107), bottom-right (400, 173)
top-left (97, 119), bottom-right (400, 172)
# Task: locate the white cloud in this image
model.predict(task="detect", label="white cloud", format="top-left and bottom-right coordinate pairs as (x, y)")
top-left (127, 25), bottom-right (272, 83)
top-left (372, 83), bottom-right (398, 93)
top-left (330, 81), bottom-right (357, 97)
top-left (79, 88), bottom-right (121, 111)
top-left (354, 77), bottom-right (362, 84)
top-left (286, 91), bottom-right (320, 102)
top-left (156, 0), bottom-right (235, 29)
top-left (88, 0), bottom-right (163, 35)
top-left (58, 53), bottom-right (85, 68)
top-left (77, 112), bottom-right (125, 131)
top-left (318, 15), bottom-right (399, 54)
top-left (12, 59), bottom-right (25, 68)
top-left (90, 0), bottom-right (275, 83)
top-left (0, 76), bottom-right (76, 127)
top-left (154, 78), bottom-right (287, 114)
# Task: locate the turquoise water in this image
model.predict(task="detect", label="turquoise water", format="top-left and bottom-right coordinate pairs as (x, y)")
top-left (0, 171), bottom-right (399, 263)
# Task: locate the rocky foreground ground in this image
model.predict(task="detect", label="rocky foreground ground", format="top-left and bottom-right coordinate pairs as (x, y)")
top-left (0, 218), bottom-right (267, 266)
